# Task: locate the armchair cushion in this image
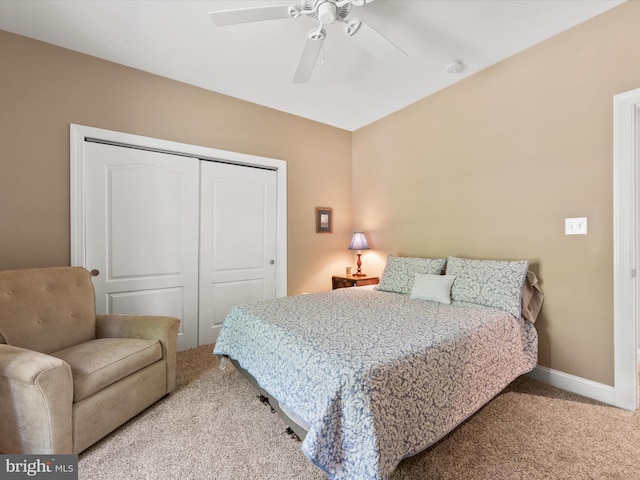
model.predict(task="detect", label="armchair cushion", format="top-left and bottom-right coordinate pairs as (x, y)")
top-left (52, 338), bottom-right (162, 402)
top-left (97, 314), bottom-right (179, 393)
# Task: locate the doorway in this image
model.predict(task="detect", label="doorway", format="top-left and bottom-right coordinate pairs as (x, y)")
top-left (613, 88), bottom-right (640, 410)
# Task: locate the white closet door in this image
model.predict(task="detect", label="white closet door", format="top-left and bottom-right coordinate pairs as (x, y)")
top-left (199, 161), bottom-right (278, 345)
top-left (84, 141), bottom-right (200, 351)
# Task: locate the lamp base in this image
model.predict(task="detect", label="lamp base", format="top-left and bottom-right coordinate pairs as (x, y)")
top-left (354, 252), bottom-right (365, 277)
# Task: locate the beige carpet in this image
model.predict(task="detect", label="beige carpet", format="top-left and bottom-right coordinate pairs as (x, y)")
top-left (79, 345), bottom-right (640, 479)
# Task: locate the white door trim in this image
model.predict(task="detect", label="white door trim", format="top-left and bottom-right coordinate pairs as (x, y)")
top-left (613, 88), bottom-right (640, 411)
top-left (70, 124), bottom-right (288, 298)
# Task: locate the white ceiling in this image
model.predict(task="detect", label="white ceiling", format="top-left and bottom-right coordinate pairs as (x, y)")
top-left (0, 0), bottom-right (625, 131)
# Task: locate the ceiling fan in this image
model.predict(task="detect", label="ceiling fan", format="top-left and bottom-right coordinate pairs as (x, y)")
top-left (208, 0), bottom-right (406, 83)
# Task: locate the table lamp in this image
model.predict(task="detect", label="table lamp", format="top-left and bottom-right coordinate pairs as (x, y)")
top-left (348, 232), bottom-right (369, 277)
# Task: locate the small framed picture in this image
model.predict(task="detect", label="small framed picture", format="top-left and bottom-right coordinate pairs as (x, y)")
top-left (316, 207), bottom-right (333, 233)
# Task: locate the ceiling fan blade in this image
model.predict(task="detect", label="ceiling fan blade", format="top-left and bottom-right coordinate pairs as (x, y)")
top-left (293, 30), bottom-right (325, 83)
top-left (209, 5), bottom-right (292, 27)
top-left (347, 19), bottom-right (406, 60)
top-left (345, 0), bottom-right (376, 6)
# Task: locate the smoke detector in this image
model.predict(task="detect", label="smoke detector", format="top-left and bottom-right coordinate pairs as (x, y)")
top-left (445, 60), bottom-right (464, 74)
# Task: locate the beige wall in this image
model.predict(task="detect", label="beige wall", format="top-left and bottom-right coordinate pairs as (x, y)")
top-left (0, 29), bottom-right (353, 295)
top-left (2, 1), bottom-right (638, 387)
top-left (353, 1), bottom-right (640, 386)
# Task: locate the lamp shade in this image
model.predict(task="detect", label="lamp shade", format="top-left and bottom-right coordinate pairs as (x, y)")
top-left (348, 232), bottom-right (369, 251)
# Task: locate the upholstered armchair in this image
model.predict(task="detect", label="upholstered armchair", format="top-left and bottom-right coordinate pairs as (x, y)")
top-left (0, 266), bottom-right (180, 454)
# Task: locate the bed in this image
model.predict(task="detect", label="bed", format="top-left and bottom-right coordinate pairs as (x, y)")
top-left (213, 256), bottom-right (542, 480)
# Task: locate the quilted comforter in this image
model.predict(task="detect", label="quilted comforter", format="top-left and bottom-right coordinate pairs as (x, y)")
top-left (214, 287), bottom-right (537, 480)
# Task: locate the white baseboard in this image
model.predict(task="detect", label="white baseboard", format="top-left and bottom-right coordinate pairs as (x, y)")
top-left (527, 365), bottom-right (615, 406)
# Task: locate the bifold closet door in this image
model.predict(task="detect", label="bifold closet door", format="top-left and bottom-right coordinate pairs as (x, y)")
top-left (198, 160), bottom-right (278, 345)
top-left (84, 141), bottom-right (200, 351)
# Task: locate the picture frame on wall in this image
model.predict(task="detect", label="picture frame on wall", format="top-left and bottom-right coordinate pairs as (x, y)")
top-left (316, 207), bottom-right (333, 233)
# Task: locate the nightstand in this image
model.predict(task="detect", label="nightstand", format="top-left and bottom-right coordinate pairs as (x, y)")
top-left (332, 274), bottom-right (379, 290)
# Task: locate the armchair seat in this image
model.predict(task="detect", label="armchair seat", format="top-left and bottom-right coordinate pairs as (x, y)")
top-left (52, 338), bottom-right (162, 403)
top-left (0, 266), bottom-right (180, 454)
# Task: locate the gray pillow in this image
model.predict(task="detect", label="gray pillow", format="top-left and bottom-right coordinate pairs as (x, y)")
top-left (446, 257), bottom-right (529, 317)
top-left (376, 255), bottom-right (447, 294)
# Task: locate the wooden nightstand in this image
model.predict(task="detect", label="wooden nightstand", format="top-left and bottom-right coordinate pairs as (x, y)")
top-left (332, 274), bottom-right (379, 290)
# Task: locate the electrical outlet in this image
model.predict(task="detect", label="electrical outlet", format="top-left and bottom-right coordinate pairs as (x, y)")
top-left (565, 217), bottom-right (587, 235)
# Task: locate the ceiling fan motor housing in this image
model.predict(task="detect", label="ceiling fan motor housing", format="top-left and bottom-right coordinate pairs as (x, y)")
top-left (318, 2), bottom-right (337, 23)
top-left (305, 0), bottom-right (351, 24)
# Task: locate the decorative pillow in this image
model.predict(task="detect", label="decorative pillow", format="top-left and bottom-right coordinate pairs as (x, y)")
top-left (410, 273), bottom-right (456, 304)
top-left (446, 257), bottom-right (529, 317)
top-left (376, 255), bottom-right (447, 294)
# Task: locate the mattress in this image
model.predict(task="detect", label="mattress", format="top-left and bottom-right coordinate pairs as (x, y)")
top-left (214, 287), bottom-right (537, 479)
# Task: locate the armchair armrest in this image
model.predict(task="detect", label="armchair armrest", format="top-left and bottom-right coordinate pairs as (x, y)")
top-left (95, 314), bottom-right (180, 392)
top-left (0, 344), bottom-right (73, 454)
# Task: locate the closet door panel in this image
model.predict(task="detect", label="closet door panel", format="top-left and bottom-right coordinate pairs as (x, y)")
top-left (199, 161), bottom-right (277, 345)
top-left (84, 141), bottom-right (200, 351)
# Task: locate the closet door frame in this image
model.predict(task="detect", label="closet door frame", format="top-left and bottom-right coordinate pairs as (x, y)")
top-left (70, 124), bottom-right (287, 299)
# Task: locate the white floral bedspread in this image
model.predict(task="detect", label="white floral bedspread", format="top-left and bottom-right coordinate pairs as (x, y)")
top-left (214, 288), bottom-right (537, 480)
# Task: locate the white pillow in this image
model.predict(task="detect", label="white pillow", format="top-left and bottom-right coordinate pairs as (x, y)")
top-left (409, 273), bottom-right (456, 304)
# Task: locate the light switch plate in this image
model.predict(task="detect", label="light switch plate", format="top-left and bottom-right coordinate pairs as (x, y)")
top-left (565, 217), bottom-right (587, 235)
